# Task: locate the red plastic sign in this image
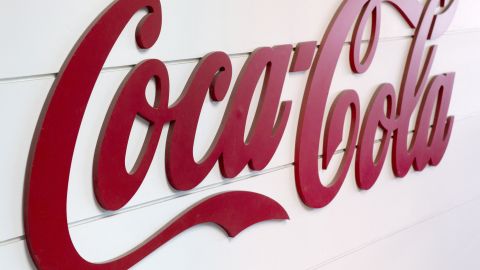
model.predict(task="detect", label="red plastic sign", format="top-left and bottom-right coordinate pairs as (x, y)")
top-left (24, 0), bottom-right (457, 269)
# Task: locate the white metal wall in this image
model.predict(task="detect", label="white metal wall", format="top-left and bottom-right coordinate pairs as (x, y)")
top-left (1, 0), bottom-right (480, 269)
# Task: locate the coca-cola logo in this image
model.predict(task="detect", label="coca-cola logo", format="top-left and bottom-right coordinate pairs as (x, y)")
top-left (24, 0), bottom-right (458, 269)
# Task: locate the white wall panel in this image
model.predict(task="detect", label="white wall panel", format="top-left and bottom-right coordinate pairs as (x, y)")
top-left (316, 198), bottom-right (480, 270)
top-left (1, 0), bottom-right (479, 79)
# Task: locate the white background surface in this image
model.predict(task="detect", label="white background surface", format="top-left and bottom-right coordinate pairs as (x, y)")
top-left (1, 0), bottom-right (480, 269)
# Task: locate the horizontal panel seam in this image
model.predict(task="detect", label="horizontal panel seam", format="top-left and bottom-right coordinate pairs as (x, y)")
top-left (1, 113), bottom-right (479, 244)
top-left (305, 195), bottom-right (480, 270)
top-left (2, 26), bottom-right (480, 84)
top-left (0, 137), bottom-right (386, 246)
top-left (3, 188), bottom-right (480, 269)
top-left (0, 104), bottom-right (478, 245)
